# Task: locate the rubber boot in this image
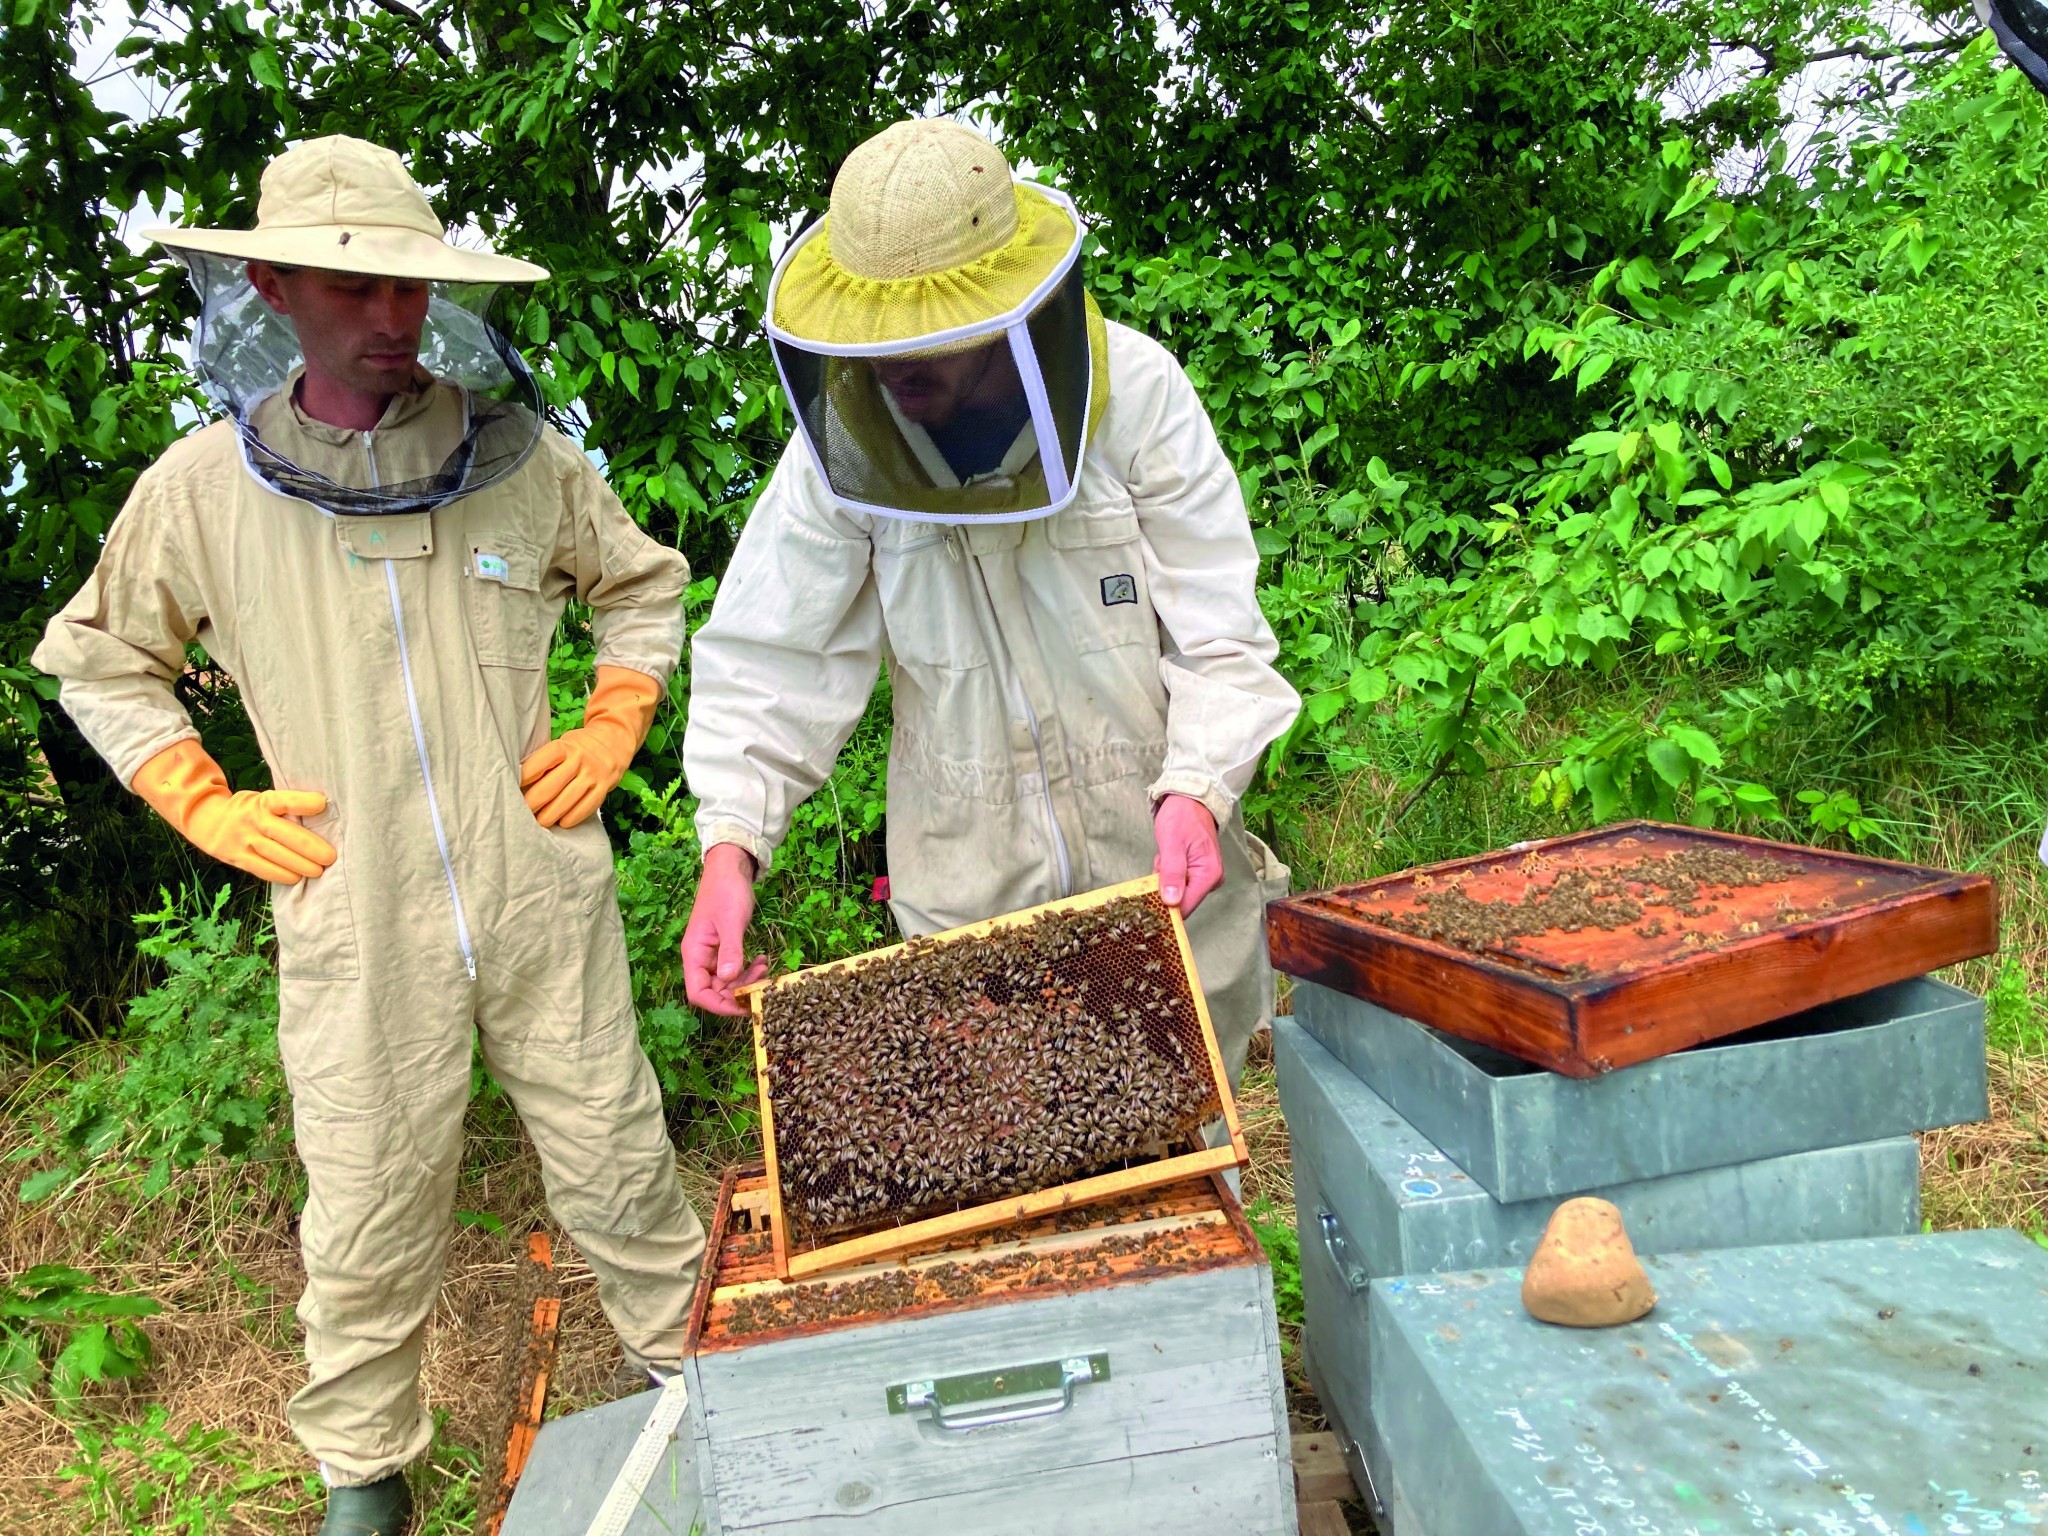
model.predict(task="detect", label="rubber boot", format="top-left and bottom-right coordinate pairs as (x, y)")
top-left (319, 1473), bottom-right (413, 1536)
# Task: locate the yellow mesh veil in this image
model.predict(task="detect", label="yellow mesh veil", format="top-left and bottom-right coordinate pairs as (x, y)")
top-left (766, 172), bottom-right (1111, 523)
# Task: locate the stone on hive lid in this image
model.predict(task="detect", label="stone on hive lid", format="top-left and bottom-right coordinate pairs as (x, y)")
top-left (1520, 1197), bottom-right (1655, 1326)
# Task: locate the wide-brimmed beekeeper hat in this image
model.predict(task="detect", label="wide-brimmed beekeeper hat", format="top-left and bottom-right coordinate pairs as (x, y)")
top-left (143, 135), bottom-right (548, 284)
top-left (144, 136), bottom-right (549, 517)
top-left (766, 118), bottom-right (1109, 524)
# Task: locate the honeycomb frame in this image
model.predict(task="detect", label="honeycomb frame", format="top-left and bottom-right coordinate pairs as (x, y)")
top-left (740, 875), bottom-right (1249, 1280)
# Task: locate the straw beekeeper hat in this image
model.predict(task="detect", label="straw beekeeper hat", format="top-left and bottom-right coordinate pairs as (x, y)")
top-left (144, 135), bottom-right (548, 284)
top-left (771, 119), bottom-right (1079, 350)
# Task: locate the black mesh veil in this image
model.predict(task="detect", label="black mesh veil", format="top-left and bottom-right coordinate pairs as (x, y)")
top-left (178, 251), bottom-right (544, 517)
top-left (768, 261), bottom-right (1094, 524)
top-left (1984, 0), bottom-right (2048, 91)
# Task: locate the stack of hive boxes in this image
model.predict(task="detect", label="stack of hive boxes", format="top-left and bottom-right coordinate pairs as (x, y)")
top-left (1276, 974), bottom-right (1989, 1521)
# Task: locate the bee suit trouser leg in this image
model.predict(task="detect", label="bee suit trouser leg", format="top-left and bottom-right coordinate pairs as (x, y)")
top-left (280, 879), bottom-right (704, 1487)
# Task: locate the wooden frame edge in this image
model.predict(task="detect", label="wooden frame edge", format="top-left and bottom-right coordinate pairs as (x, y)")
top-left (1166, 893), bottom-right (1250, 1162)
top-left (782, 1143), bottom-right (1245, 1279)
top-left (744, 997), bottom-right (791, 1279)
top-left (480, 1231), bottom-right (561, 1536)
top-left (684, 1167), bottom-right (743, 1356)
top-left (742, 874), bottom-right (1165, 1002)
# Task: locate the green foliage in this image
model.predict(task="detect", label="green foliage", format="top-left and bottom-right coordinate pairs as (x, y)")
top-left (4, 0), bottom-right (1999, 1044)
top-left (1244, 1193), bottom-right (1304, 1344)
top-left (1, 1264), bottom-right (161, 1412)
top-left (610, 687), bottom-right (892, 1131)
top-left (1222, 35), bottom-right (2048, 837)
top-left (1986, 957), bottom-right (2048, 1057)
top-left (61, 1406), bottom-right (303, 1531)
top-left (410, 1409), bottom-right (484, 1536)
top-left (0, 986), bottom-right (85, 1065)
top-left (17, 887), bottom-right (287, 1203)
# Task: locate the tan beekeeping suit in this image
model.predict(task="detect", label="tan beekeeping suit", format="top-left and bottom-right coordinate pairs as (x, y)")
top-left (686, 319), bottom-right (1301, 1079)
top-left (34, 374), bottom-right (705, 1485)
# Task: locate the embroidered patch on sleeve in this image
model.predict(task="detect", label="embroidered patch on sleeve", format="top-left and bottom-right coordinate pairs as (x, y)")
top-left (1101, 573), bottom-right (1138, 607)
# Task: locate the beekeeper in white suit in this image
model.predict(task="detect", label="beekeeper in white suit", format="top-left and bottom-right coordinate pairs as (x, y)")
top-left (681, 118), bottom-right (1301, 1084)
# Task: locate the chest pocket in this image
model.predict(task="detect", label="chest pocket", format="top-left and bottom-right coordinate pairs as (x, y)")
top-left (465, 536), bottom-right (547, 668)
top-left (874, 528), bottom-right (997, 670)
top-left (1044, 496), bottom-right (1152, 655)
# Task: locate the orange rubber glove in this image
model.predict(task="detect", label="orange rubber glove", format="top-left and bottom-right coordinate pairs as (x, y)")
top-left (520, 665), bottom-right (662, 829)
top-left (130, 739), bottom-right (336, 884)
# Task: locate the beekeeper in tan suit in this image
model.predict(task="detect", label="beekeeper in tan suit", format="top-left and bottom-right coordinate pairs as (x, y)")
top-left (34, 137), bottom-right (704, 1536)
top-left (681, 119), bottom-right (1301, 1082)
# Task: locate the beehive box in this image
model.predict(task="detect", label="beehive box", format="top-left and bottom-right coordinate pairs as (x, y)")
top-left (1276, 1016), bottom-right (1925, 1525)
top-left (1292, 975), bottom-right (1987, 1202)
top-left (1366, 1230), bottom-right (2048, 1536)
top-left (743, 875), bottom-right (1247, 1278)
top-left (1267, 821), bottom-right (1997, 1074)
top-left (681, 1165), bottom-right (1296, 1535)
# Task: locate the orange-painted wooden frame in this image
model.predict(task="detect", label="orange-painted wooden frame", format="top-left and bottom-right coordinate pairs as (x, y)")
top-left (479, 1231), bottom-right (561, 1536)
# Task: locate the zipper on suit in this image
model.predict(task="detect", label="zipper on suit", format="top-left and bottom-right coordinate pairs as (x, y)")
top-left (366, 431), bottom-right (478, 981)
top-left (964, 543), bottom-right (1073, 897)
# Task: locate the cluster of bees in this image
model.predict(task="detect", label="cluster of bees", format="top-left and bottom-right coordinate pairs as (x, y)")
top-left (476, 1242), bottom-right (560, 1526)
top-left (1369, 846), bottom-right (1801, 957)
top-left (720, 1222), bottom-right (1226, 1337)
top-left (759, 894), bottom-right (1217, 1242)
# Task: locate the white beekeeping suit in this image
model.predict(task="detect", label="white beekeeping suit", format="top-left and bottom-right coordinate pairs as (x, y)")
top-left (683, 118), bottom-right (1301, 1079)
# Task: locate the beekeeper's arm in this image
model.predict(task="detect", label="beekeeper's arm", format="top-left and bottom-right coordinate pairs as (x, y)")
top-left (1117, 329), bottom-right (1302, 902)
top-left (681, 450), bottom-right (884, 1013)
top-left (521, 441), bottom-right (694, 828)
top-left (32, 463), bottom-right (335, 882)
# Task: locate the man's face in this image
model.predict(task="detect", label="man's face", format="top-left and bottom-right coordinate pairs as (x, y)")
top-left (873, 340), bottom-right (1019, 428)
top-left (248, 262), bottom-right (430, 399)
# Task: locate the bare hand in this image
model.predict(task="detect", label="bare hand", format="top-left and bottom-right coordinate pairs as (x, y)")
top-left (683, 843), bottom-right (771, 1016)
top-left (1153, 794), bottom-right (1224, 916)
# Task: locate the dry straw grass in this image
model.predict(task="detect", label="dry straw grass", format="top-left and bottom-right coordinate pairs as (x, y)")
top-left (0, 1113), bottom-right (733, 1534)
top-left (1921, 1051), bottom-right (2048, 1234)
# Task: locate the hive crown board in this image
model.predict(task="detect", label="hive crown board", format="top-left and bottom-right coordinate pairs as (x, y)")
top-left (680, 1168), bottom-right (1297, 1535)
top-left (1267, 820), bottom-right (1997, 1074)
top-left (1366, 1229), bottom-right (2048, 1536)
top-left (1291, 975), bottom-right (1987, 1202)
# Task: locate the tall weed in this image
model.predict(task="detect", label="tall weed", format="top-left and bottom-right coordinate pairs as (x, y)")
top-left (14, 887), bottom-right (287, 1204)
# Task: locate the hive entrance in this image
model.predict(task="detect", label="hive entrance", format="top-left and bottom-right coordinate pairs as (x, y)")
top-left (745, 876), bottom-right (1246, 1278)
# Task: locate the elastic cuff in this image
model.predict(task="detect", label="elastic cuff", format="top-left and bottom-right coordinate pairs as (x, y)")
top-left (111, 725), bottom-right (203, 797)
top-left (592, 648), bottom-right (678, 689)
top-left (321, 1459), bottom-right (410, 1490)
top-left (1148, 772), bottom-right (1236, 830)
top-left (700, 820), bottom-right (775, 878)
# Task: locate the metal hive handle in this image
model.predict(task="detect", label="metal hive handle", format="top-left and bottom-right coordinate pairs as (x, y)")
top-left (888, 1354), bottom-right (1109, 1431)
top-left (1320, 1208), bottom-right (1369, 1295)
